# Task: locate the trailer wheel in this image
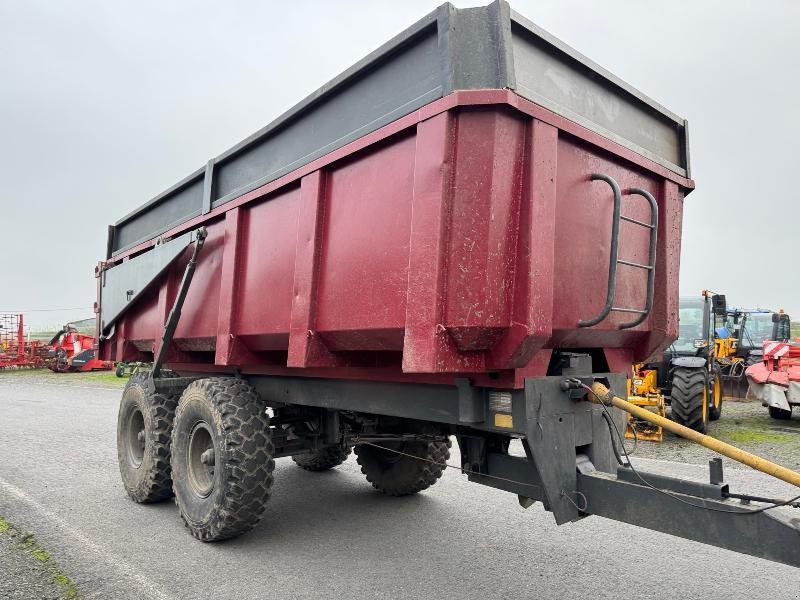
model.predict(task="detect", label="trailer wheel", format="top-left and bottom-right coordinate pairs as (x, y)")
top-left (171, 378), bottom-right (274, 541)
top-left (117, 372), bottom-right (178, 503)
top-left (768, 406), bottom-right (792, 420)
top-left (355, 429), bottom-right (451, 496)
top-left (292, 446), bottom-right (351, 471)
top-left (670, 367), bottom-right (708, 433)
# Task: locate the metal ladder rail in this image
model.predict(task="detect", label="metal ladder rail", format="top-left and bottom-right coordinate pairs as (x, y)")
top-left (614, 188), bottom-right (658, 329)
top-left (577, 175), bottom-right (658, 330)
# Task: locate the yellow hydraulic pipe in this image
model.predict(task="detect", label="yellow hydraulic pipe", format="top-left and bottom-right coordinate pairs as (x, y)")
top-left (589, 381), bottom-right (800, 489)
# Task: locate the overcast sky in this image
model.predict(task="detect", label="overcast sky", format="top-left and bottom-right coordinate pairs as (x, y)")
top-left (1, 1), bottom-right (798, 329)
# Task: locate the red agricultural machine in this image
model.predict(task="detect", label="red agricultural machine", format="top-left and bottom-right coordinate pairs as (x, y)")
top-left (47, 324), bottom-right (113, 372)
top-left (746, 341), bottom-right (800, 420)
top-left (0, 314), bottom-right (47, 370)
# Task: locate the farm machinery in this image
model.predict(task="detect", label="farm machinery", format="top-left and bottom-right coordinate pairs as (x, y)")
top-left (625, 292), bottom-right (728, 437)
top-left (627, 293), bottom-right (790, 438)
top-left (47, 324), bottom-right (113, 372)
top-left (746, 341), bottom-right (800, 420)
top-left (625, 363), bottom-right (667, 441)
top-left (0, 314), bottom-right (47, 369)
top-left (95, 1), bottom-right (800, 569)
top-left (735, 309), bottom-right (792, 364)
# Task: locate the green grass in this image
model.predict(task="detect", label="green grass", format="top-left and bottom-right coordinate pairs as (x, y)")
top-left (0, 368), bottom-right (126, 387)
top-left (723, 429), bottom-right (793, 444)
top-left (0, 515), bottom-right (80, 599)
top-left (31, 548), bottom-right (50, 562)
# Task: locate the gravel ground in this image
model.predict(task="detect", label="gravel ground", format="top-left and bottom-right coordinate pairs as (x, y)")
top-left (634, 398), bottom-right (800, 470)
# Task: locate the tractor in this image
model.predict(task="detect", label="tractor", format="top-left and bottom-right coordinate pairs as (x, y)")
top-left (732, 308), bottom-right (792, 365)
top-left (634, 291), bottom-right (732, 433)
top-left (631, 295), bottom-right (792, 435)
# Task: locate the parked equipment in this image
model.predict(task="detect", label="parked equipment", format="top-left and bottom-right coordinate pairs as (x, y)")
top-left (0, 314), bottom-right (46, 370)
top-left (114, 361), bottom-right (147, 378)
top-left (635, 292), bottom-right (727, 433)
top-left (735, 309), bottom-right (792, 365)
top-left (636, 299), bottom-right (792, 428)
top-left (96, 2), bottom-right (799, 568)
top-left (48, 324), bottom-right (113, 372)
top-left (746, 341), bottom-right (800, 420)
top-left (625, 363), bottom-right (667, 441)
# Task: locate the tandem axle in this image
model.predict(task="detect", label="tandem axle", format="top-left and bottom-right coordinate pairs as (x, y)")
top-left (117, 354), bottom-right (800, 569)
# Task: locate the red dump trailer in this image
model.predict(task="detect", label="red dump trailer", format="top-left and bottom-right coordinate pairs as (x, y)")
top-left (99, 1), bottom-right (799, 566)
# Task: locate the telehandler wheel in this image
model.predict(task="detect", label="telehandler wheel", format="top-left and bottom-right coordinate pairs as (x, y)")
top-left (292, 446), bottom-right (351, 471)
top-left (708, 370), bottom-right (724, 421)
top-left (355, 430), bottom-right (451, 496)
top-left (670, 367), bottom-right (709, 433)
top-left (171, 378), bottom-right (274, 542)
top-left (768, 406), bottom-right (792, 420)
top-left (117, 371), bottom-right (178, 503)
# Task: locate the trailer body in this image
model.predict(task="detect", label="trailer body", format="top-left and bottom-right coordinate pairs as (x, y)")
top-left (101, 2), bottom-right (800, 569)
top-left (98, 2), bottom-right (692, 384)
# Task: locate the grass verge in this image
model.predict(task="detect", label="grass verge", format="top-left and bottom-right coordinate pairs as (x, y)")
top-left (0, 516), bottom-right (80, 599)
top-left (0, 368), bottom-right (126, 387)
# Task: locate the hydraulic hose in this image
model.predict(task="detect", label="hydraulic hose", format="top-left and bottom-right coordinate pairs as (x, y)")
top-left (587, 381), bottom-right (800, 489)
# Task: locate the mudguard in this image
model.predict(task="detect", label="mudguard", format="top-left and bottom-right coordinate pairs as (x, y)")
top-left (671, 356), bottom-right (706, 369)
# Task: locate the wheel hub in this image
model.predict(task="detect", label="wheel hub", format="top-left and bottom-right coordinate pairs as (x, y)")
top-left (188, 422), bottom-right (215, 498)
top-left (200, 448), bottom-right (215, 466)
top-left (126, 409), bottom-right (145, 468)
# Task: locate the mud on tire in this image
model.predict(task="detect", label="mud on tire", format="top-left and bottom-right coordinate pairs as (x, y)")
top-left (292, 446), bottom-right (351, 471)
top-left (171, 378), bottom-right (274, 542)
top-left (117, 371), bottom-right (178, 503)
top-left (355, 426), bottom-right (451, 496)
top-left (670, 367), bottom-right (708, 433)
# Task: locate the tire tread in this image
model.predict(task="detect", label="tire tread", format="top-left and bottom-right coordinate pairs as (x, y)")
top-left (670, 367), bottom-right (707, 432)
top-left (118, 371), bottom-right (178, 503)
top-left (354, 434), bottom-right (451, 496)
top-left (172, 377), bottom-right (274, 542)
top-left (292, 446), bottom-right (351, 471)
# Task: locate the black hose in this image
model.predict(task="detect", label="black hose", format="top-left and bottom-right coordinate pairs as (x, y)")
top-left (602, 410), bottom-right (627, 466)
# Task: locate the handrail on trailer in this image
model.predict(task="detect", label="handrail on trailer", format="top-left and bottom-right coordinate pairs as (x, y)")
top-left (577, 174), bottom-right (659, 330)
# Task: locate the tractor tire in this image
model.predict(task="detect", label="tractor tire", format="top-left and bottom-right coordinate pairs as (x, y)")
top-left (292, 446), bottom-right (351, 471)
top-left (669, 367), bottom-right (709, 433)
top-left (355, 429), bottom-right (451, 496)
top-left (171, 378), bottom-right (274, 542)
top-left (115, 364), bottom-right (125, 378)
top-left (768, 406), bottom-right (792, 420)
top-left (708, 370), bottom-right (724, 421)
top-left (117, 371), bottom-right (178, 503)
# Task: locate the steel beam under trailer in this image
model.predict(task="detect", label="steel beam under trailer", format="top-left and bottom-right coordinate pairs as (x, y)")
top-left (209, 372), bottom-right (800, 568)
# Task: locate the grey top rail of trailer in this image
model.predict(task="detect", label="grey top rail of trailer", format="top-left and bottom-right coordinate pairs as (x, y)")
top-left (108, 0), bottom-right (689, 257)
